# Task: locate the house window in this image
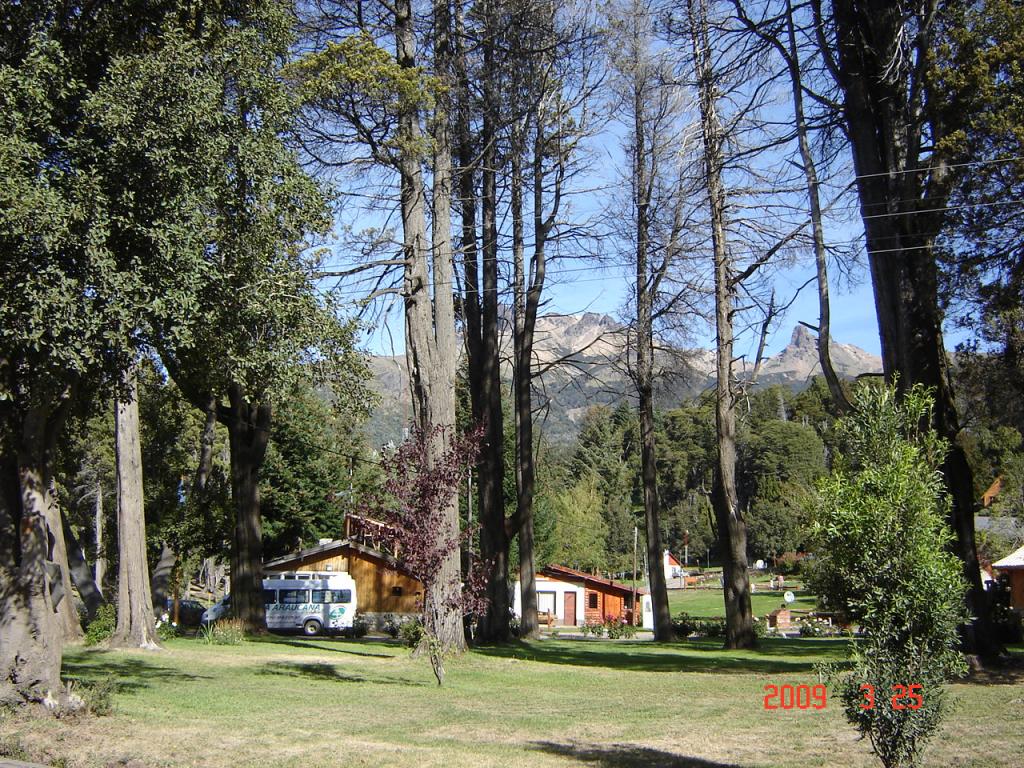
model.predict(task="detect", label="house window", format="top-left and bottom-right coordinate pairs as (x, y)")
top-left (391, 586), bottom-right (403, 596)
top-left (588, 592), bottom-right (598, 609)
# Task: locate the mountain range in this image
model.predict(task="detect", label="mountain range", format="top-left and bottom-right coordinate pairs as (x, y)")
top-left (363, 312), bottom-right (882, 446)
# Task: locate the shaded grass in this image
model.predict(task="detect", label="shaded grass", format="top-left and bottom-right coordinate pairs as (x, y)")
top-left (476, 637), bottom-right (850, 675)
top-left (0, 635), bottom-right (1018, 768)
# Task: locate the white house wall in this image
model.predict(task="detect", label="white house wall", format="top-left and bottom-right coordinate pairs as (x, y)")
top-left (513, 577), bottom-right (585, 626)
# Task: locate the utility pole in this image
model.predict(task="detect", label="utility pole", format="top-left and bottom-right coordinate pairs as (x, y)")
top-left (632, 526), bottom-right (639, 626)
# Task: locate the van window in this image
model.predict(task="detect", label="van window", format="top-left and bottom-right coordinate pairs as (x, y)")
top-left (262, 589), bottom-right (277, 605)
top-left (312, 589), bottom-right (351, 604)
top-left (279, 589), bottom-right (309, 604)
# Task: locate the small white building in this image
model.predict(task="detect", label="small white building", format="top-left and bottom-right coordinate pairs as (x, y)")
top-left (663, 550), bottom-right (684, 582)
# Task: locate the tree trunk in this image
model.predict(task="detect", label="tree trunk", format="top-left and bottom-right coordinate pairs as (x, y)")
top-left (94, 478), bottom-right (105, 590)
top-left (221, 382), bottom-right (269, 635)
top-left (62, 511), bottom-right (105, 622)
top-left (828, 0), bottom-right (996, 657)
top-left (781, 0), bottom-right (851, 413)
top-left (395, 0), bottom-right (465, 652)
top-left (151, 542), bottom-right (176, 616)
top-left (45, 481), bottom-right (83, 641)
top-left (0, 401), bottom-right (69, 708)
top-left (474, 0), bottom-right (511, 644)
top-left (430, 0), bottom-right (465, 653)
top-left (689, 0), bottom-right (754, 649)
top-left (511, 133), bottom-right (539, 640)
top-left (110, 364), bottom-right (161, 650)
top-left (632, 51), bottom-right (673, 642)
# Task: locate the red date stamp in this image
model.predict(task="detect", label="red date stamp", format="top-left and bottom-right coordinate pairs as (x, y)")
top-left (763, 684), bottom-right (828, 710)
top-left (763, 683), bottom-right (924, 710)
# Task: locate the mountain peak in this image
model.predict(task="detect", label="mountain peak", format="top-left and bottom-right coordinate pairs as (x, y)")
top-left (789, 324), bottom-right (817, 350)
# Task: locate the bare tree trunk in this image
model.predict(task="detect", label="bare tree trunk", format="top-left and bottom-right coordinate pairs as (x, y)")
top-left (62, 512), bottom-right (105, 622)
top-left (511, 132), bottom-right (539, 640)
top-left (689, 0), bottom-right (754, 649)
top-left (474, 0), bottom-right (511, 643)
top-left (782, 0), bottom-right (851, 413)
top-left (222, 382), bottom-right (269, 635)
top-left (395, 0), bottom-right (465, 652)
top-left (631, 45), bottom-right (674, 642)
top-left (430, 0), bottom-right (465, 652)
top-left (110, 364), bottom-right (160, 650)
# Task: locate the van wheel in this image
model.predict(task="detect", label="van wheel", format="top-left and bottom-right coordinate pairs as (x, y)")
top-left (303, 619), bottom-right (322, 637)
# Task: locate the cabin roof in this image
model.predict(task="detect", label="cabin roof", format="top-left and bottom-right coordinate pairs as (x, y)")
top-left (993, 544), bottom-right (1024, 570)
top-left (264, 538), bottom-right (416, 579)
top-left (540, 564), bottom-right (648, 596)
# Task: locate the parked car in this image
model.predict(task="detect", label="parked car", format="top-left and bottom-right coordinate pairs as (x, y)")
top-left (167, 598), bottom-right (207, 627)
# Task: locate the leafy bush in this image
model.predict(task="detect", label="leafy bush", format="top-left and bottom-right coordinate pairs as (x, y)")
top-left (812, 384), bottom-right (968, 768)
top-left (155, 612), bottom-right (180, 641)
top-left (83, 603), bottom-right (116, 647)
top-left (604, 618), bottom-right (637, 639)
top-left (694, 618), bottom-right (725, 638)
top-left (672, 612), bottom-right (696, 638)
top-left (350, 616), bottom-right (369, 638)
top-left (581, 621), bottom-right (605, 637)
top-left (753, 616), bottom-right (770, 639)
top-left (382, 614), bottom-right (402, 638)
top-left (775, 552), bottom-right (803, 576)
top-left (399, 617), bottom-right (425, 648)
top-left (199, 618), bottom-right (246, 645)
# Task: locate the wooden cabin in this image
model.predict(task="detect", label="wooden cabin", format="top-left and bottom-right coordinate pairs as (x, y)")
top-left (264, 524), bottom-right (423, 625)
top-left (993, 544), bottom-right (1024, 610)
top-left (513, 564), bottom-right (649, 627)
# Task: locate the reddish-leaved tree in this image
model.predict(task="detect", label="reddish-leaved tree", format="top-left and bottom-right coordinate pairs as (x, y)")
top-left (363, 426), bottom-right (484, 684)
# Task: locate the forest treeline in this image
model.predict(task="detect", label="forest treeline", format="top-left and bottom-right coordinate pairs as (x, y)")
top-left (2, 0), bottom-right (1022, 709)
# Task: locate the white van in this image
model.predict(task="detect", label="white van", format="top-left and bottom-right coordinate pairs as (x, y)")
top-left (200, 572), bottom-right (358, 636)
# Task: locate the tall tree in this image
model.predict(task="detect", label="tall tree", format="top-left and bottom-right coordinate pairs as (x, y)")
top-left (0, 0), bottom-right (224, 706)
top-left (816, 0), bottom-right (1000, 655)
top-left (607, 0), bottom-right (679, 640)
top-left (686, 0), bottom-right (753, 648)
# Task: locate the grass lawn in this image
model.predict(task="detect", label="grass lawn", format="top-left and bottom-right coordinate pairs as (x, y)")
top-left (1, 636), bottom-right (1020, 768)
top-left (668, 588), bottom-right (818, 619)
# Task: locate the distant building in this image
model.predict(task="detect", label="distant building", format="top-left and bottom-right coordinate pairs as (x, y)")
top-left (993, 544), bottom-right (1024, 610)
top-left (514, 564), bottom-right (652, 629)
top-left (663, 550), bottom-right (684, 582)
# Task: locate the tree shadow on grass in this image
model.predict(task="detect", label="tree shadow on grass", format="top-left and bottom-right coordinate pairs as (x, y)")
top-left (256, 661), bottom-right (426, 687)
top-left (529, 741), bottom-right (743, 768)
top-left (62, 652), bottom-right (210, 693)
top-left (248, 635), bottom-right (395, 658)
top-left (475, 638), bottom-right (850, 675)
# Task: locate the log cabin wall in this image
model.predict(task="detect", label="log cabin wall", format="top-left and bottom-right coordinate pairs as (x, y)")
top-left (583, 589), bottom-right (627, 623)
top-left (267, 547), bottom-right (423, 614)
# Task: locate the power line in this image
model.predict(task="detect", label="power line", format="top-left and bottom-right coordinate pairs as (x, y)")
top-left (852, 155), bottom-right (1024, 181)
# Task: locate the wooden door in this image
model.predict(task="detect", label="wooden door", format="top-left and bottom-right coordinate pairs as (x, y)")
top-left (563, 591), bottom-right (577, 626)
